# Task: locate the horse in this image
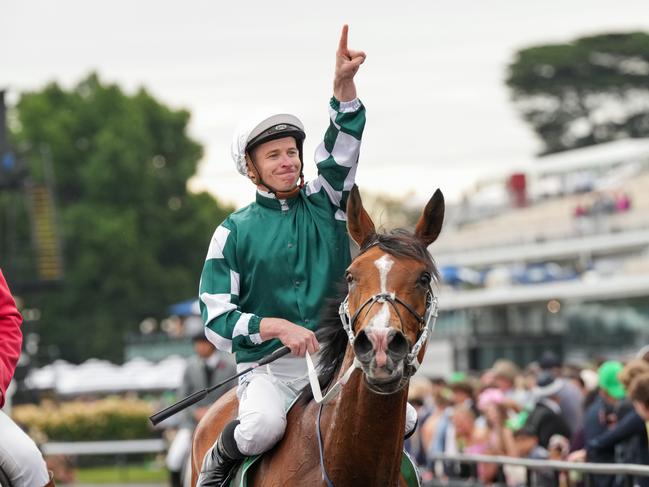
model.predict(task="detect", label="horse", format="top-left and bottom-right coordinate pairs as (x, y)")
top-left (191, 185), bottom-right (445, 486)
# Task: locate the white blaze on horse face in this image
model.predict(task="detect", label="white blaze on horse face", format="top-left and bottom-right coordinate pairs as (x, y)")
top-left (369, 254), bottom-right (394, 328)
top-left (374, 254), bottom-right (393, 294)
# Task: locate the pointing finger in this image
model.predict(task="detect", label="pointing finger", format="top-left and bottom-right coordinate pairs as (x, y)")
top-left (338, 24), bottom-right (349, 54)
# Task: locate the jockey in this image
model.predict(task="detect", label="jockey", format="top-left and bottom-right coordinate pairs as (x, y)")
top-left (197, 25), bottom-right (417, 486)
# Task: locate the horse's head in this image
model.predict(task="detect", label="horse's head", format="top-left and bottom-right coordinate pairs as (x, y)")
top-left (342, 185), bottom-right (444, 394)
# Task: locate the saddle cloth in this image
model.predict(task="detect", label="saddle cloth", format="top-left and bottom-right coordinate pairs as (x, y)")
top-left (229, 448), bottom-right (421, 487)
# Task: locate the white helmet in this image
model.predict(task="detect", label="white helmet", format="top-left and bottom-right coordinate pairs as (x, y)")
top-left (231, 113), bottom-right (306, 176)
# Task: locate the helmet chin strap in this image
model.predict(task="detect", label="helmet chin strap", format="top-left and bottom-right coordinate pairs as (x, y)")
top-left (248, 157), bottom-right (304, 200)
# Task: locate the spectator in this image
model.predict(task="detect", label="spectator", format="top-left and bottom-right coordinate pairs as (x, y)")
top-left (476, 387), bottom-right (517, 484)
top-left (405, 377), bottom-right (434, 468)
top-left (637, 345), bottom-right (649, 363)
top-left (618, 358), bottom-right (649, 390)
top-left (490, 359), bottom-right (528, 411)
top-left (614, 192), bottom-right (631, 212)
top-left (628, 371), bottom-right (649, 421)
top-left (446, 406), bottom-right (486, 481)
top-left (166, 332), bottom-right (236, 487)
top-left (548, 434), bottom-right (571, 487)
top-left (513, 426), bottom-right (549, 460)
top-left (583, 360), bottom-right (630, 487)
top-left (421, 382), bottom-right (452, 479)
top-left (539, 351), bottom-right (584, 436)
top-left (548, 434), bottom-right (570, 461)
top-left (586, 360), bottom-right (649, 487)
top-left (427, 374), bottom-right (475, 461)
top-left (524, 371), bottom-right (571, 448)
top-left (567, 367), bottom-right (599, 452)
top-left (508, 427), bottom-right (555, 487)
top-left (574, 203), bottom-right (588, 218)
top-left (449, 373), bottom-right (477, 411)
top-left (477, 388), bottom-right (517, 457)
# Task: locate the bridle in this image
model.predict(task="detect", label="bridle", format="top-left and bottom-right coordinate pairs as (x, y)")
top-left (338, 283), bottom-right (439, 375)
top-left (312, 275), bottom-right (439, 487)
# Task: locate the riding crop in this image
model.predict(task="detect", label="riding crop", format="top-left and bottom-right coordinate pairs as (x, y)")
top-left (149, 345), bottom-right (291, 426)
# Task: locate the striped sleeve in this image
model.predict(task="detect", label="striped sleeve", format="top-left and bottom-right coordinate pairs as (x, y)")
top-left (308, 97), bottom-right (366, 220)
top-left (198, 221), bottom-right (262, 354)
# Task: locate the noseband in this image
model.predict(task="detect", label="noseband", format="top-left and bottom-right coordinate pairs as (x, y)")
top-left (338, 285), bottom-right (439, 374)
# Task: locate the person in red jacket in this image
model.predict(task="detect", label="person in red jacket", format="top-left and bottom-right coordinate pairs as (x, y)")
top-left (0, 269), bottom-right (53, 486)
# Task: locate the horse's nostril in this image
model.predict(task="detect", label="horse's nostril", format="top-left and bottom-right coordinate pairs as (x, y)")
top-left (387, 331), bottom-right (409, 360)
top-left (353, 329), bottom-right (373, 360)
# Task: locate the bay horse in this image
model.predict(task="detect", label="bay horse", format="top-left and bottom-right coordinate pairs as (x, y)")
top-left (191, 185), bottom-right (444, 486)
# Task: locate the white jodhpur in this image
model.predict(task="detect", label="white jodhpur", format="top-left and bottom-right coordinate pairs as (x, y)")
top-left (0, 409), bottom-right (50, 487)
top-left (234, 355), bottom-right (310, 456)
top-left (405, 401), bottom-right (418, 436)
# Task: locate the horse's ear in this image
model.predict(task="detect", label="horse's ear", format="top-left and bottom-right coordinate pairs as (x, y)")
top-left (346, 185), bottom-right (376, 247)
top-left (414, 189), bottom-right (445, 247)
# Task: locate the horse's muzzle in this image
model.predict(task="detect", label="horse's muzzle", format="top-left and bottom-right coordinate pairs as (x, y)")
top-left (353, 328), bottom-right (410, 393)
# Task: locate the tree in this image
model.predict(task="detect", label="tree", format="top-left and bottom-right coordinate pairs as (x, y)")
top-left (6, 74), bottom-right (233, 362)
top-left (506, 32), bottom-right (649, 154)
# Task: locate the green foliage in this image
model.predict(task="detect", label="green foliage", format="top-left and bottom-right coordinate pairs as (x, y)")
top-left (506, 32), bottom-right (649, 154)
top-left (12, 398), bottom-right (154, 441)
top-left (8, 73), bottom-right (233, 361)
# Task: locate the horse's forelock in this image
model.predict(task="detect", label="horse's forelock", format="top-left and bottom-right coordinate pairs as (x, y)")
top-left (360, 229), bottom-right (438, 280)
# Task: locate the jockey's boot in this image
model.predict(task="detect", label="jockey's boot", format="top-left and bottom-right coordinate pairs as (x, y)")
top-left (197, 420), bottom-right (245, 487)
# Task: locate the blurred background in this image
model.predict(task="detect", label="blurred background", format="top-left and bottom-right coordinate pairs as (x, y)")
top-left (2, 1), bottom-right (649, 485)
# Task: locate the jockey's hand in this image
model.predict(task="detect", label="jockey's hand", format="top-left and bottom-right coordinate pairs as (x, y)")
top-left (334, 24), bottom-right (365, 102)
top-left (259, 318), bottom-right (320, 357)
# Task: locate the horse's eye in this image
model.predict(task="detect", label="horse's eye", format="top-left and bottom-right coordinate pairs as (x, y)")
top-left (419, 272), bottom-right (431, 286)
top-left (345, 271), bottom-right (354, 283)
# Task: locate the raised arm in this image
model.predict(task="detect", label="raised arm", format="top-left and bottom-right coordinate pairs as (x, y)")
top-left (308, 25), bottom-right (367, 215)
top-left (333, 24), bottom-right (366, 102)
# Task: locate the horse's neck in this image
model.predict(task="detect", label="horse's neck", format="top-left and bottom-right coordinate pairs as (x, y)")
top-left (321, 348), bottom-right (407, 486)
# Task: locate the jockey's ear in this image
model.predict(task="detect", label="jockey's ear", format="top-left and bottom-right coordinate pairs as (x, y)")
top-left (346, 185), bottom-right (375, 247)
top-left (245, 154), bottom-right (259, 184)
top-left (414, 189), bottom-right (445, 247)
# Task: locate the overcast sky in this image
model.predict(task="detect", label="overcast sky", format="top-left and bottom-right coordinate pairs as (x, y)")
top-left (3, 0), bottom-right (649, 208)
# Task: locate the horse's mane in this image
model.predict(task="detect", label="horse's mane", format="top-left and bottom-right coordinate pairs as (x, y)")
top-left (300, 228), bottom-right (438, 403)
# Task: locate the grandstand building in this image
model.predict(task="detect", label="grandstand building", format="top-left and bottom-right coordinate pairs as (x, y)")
top-left (425, 139), bottom-right (649, 376)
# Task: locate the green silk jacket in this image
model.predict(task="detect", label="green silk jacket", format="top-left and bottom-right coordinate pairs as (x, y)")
top-left (199, 97), bottom-right (366, 364)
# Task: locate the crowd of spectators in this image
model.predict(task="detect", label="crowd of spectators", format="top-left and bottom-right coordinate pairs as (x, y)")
top-left (405, 346), bottom-right (649, 487)
top-left (573, 192), bottom-right (632, 219)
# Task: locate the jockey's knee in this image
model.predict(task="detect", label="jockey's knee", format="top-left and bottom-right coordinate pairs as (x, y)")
top-left (234, 410), bottom-right (287, 456)
top-left (405, 401), bottom-right (418, 435)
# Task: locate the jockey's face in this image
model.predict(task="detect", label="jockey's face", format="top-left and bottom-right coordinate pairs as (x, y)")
top-left (246, 137), bottom-right (301, 192)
